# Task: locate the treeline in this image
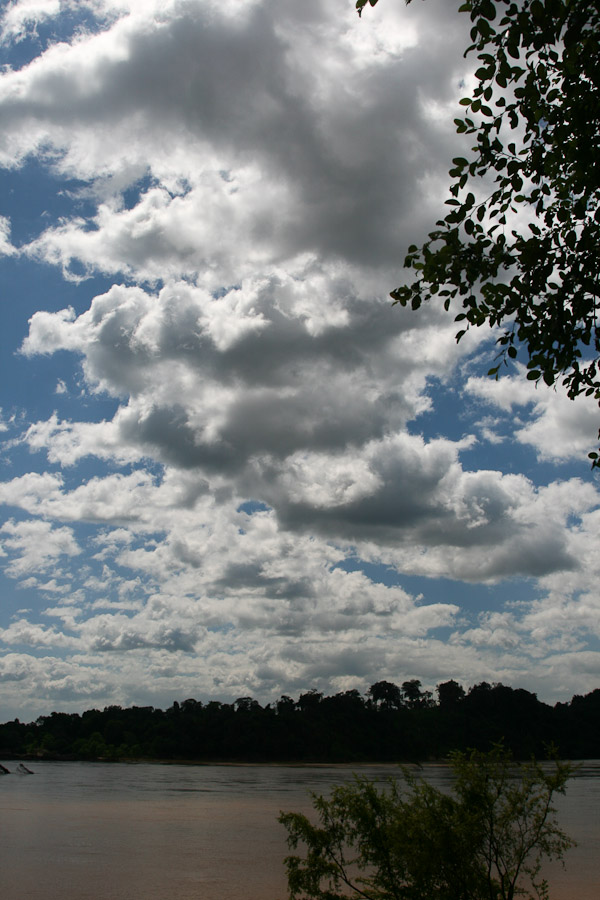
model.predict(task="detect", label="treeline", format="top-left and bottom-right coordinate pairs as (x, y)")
top-left (1, 680), bottom-right (599, 762)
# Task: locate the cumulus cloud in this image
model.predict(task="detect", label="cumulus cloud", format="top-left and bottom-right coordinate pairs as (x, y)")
top-left (15, 273), bottom-right (595, 589)
top-left (20, 273), bottom-right (466, 475)
top-left (1, 0), bottom-right (471, 279)
top-left (0, 0), bottom-right (60, 44)
top-left (0, 0), bottom-right (598, 717)
top-left (0, 617), bottom-right (77, 648)
top-left (465, 369), bottom-right (599, 461)
top-left (0, 518), bottom-right (80, 579)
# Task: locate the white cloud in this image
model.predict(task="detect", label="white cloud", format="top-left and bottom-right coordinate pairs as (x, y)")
top-left (0, 0), bottom-right (60, 44)
top-left (0, 0), bottom-right (471, 272)
top-left (0, 215), bottom-right (16, 255)
top-left (465, 369), bottom-right (599, 461)
top-left (0, 617), bottom-right (77, 647)
top-left (0, 0), bottom-right (598, 718)
top-left (0, 518), bottom-right (80, 578)
top-left (20, 273), bottom-right (467, 475)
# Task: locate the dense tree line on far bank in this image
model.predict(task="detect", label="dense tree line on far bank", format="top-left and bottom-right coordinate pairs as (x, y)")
top-left (1, 680), bottom-right (599, 763)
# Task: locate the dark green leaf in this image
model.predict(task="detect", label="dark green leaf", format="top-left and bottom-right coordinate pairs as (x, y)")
top-left (390, 0), bottom-right (600, 465)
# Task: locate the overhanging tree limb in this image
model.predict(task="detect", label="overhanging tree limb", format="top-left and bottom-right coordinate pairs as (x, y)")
top-left (358, 0), bottom-right (600, 466)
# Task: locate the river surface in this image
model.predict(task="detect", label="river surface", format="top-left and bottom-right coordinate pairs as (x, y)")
top-left (0, 760), bottom-right (598, 900)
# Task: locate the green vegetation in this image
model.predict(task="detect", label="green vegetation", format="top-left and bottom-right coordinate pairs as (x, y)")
top-left (279, 745), bottom-right (574, 900)
top-left (1, 681), bottom-right (599, 762)
top-left (358, 0), bottom-right (600, 464)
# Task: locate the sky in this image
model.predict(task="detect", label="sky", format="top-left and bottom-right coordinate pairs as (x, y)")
top-left (0, 0), bottom-right (598, 722)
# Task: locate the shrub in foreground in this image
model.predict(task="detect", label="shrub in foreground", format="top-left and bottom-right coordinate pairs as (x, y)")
top-left (279, 745), bottom-right (574, 900)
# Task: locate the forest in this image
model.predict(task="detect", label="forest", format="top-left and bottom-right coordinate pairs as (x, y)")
top-left (1, 680), bottom-right (599, 762)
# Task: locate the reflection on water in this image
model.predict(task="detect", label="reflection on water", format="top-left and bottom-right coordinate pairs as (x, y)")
top-left (0, 761), bottom-right (598, 900)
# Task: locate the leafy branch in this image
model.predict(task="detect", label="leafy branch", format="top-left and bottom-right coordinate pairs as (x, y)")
top-left (358, 0), bottom-right (600, 466)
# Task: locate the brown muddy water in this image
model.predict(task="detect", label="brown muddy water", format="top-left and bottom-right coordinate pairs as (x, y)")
top-left (0, 761), bottom-right (598, 900)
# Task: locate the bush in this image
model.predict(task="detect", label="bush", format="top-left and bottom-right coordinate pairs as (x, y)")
top-left (279, 745), bottom-right (574, 900)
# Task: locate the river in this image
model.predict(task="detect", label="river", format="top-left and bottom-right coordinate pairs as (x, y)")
top-left (0, 760), bottom-right (598, 899)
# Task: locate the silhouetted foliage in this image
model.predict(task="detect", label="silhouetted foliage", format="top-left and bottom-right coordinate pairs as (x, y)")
top-left (368, 680), bottom-right (403, 710)
top-left (358, 0), bottom-right (600, 465)
top-left (402, 678), bottom-right (434, 709)
top-left (279, 745), bottom-right (574, 900)
top-left (1, 681), bottom-right (599, 762)
top-left (437, 679), bottom-right (466, 707)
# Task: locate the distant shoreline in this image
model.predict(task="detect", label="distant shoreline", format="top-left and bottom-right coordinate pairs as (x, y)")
top-left (5, 755), bottom-right (585, 768)
top-left (1, 754), bottom-right (434, 766)
top-left (3, 685), bottom-right (599, 763)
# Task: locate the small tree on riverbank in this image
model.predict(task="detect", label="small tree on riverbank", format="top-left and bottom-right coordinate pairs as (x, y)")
top-left (279, 746), bottom-right (574, 900)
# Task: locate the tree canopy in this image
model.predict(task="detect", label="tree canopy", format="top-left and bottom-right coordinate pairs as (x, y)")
top-left (3, 683), bottom-right (600, 762)
top-left (357, 0), bottom-right (600, 465)
top-left (279, 745), bottom-right (574, 900)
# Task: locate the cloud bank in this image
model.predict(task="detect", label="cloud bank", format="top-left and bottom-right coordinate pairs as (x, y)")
top-left (0, 0), bottom-right (598, 719)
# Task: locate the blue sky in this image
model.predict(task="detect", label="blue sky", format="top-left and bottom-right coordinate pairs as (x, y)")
top-left (0, 0), bottom-right (598, 721)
